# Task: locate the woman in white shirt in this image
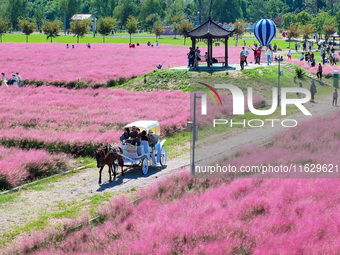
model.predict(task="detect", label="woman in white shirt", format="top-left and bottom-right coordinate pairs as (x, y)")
top-left (266, 48), bottom-right (272, 65)
top-left (1, 73), bottom-right (8, 87)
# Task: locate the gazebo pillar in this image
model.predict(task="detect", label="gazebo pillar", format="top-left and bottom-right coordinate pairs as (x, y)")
top-left (225, 37), bottom-right (228, 67)
top-left (191, 37), bottom-right (196, 50)
top-left (208, 36), bottom-right (213, 67)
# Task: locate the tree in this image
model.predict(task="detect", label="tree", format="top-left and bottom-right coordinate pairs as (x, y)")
top-left (126, 15), bottom-right (138, 44)
top-left (312, 12), bottom-right (331, 41)
top-left (153, 21), bottom-right (164, 40)
top-left (300, 24), bottom-right (314, 42)
top-left (34, 6), bottom-right (44, 30)
top-left (287, 23), bottom-right (299, 48)
top-left (296, 11), bottom-right (312, 26)
top-left (323, 16), bottom-right (337, 40)
top-left (337, 11), bottom-right (340, 34)
top-left (234, 20), bottom-right (245, 42)
top-left (6, 0), bottom-right (27, 29)
top-left (42, 21), bottom-right (59, 43)
top-left (212, 0), bottom-right (242, 23)
top-left (0, 18), bottom-right (10, 43)
top-left (178, 21), bottom-right (194, 45)
top-left (113, 0), bottom-right (138, 27)
top-left (283, 13), bottom-right (297, 30)
top-left (60, 0), bottom-right (81, 29)
top-left (170, 15), bottom-right (183, 39)
top-left (19, 19), bottom-right (35, 43)
top-left (70, 19), bottom-right (90, 43)
top-left (144, 14), bottom-right (155, 32)
top-left (97, 17), bottom-right (117, 43)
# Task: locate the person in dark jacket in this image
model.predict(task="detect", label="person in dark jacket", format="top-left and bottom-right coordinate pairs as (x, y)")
top-left (130, 126), bottom-right (141, 146)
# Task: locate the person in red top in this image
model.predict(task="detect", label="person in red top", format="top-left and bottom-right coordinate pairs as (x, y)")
top-left (256, 47), bottom-right (262, 64)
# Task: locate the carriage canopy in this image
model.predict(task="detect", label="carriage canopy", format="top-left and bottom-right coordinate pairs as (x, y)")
top-left (125, 121), bottom-right (160, 135)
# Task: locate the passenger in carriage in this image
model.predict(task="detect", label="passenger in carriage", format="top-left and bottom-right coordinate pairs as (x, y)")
top-left (120, 128), bottom-right (130, 143)
top-left (141, 130), bottom-right (149, 141)
top-left (148, 131), bottom-right (156, 148)
top-left (130, 126), bottom-right (141, 146)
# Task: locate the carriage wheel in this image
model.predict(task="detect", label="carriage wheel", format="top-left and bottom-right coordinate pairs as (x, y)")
top-left (141, 158), bottom-right (149, 175)
top-left (160, 146), bottom-right (167, 167)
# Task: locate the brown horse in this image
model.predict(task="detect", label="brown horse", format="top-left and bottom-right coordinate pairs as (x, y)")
top-left (95, 143), bottom-right (124, 184)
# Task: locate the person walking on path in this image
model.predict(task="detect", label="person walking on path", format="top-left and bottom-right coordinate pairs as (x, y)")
top-left (287, 50), bottom-right (292, 59)
top-left (310, 80), bottom-right (317, 103)
top-left (333, 89), bottom-right (338, 107)
top-left (240, 49), bottom-right (246, 70)
top-left (1, 73), bottom-right (8, 87)
top-left (242, 47), bottom-right (249, 66)
top-left (256, 47), bottom-right (262, 64)
top-left (266, 47), bottom-right (272, 65)
top-left (317, 63), bottom-right (323, 80)
top-left (252, 47), bottom-right (257, 63)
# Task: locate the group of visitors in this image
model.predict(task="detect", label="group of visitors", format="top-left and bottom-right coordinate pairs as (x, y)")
top-left (321, 47), bottom-right (338, 65)
top-left (1, 73), bottom-right (23, 87)
top-left (66, 44), bottom-right (76, 49)
top-left (295, 41), bottom-right (314, 52)
top-left (120, 126), bottom-right (156, 147)
top-left (147, 41), bottom-right (159, 47)
top-left (187, 47), bottom-right (201, 69)
top-left (299, 51), bottom-right (316, 67)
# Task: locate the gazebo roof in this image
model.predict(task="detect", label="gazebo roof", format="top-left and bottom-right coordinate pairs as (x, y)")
top-left (330, 32), bottom-right (339, 38)
top-left (187, 17), bottom-right (234, 38)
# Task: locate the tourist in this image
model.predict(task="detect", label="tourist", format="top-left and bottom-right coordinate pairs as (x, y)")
top-left (321, 49), bottom-right (326, 64)
top-left (303, 41), bottom-right (306, 51)
top-left (317, 64), bottom-right (323, 80)
top-left (66, 44), bottom-right (69, 48)
top-left (333, 89), bottom-right (338, 107)
top-left (147, 41), bottom-right (151, 46)
top-left (72, 45), bottom-right (75, 49)
top-left (130, 126), bottom-right (141, 146)
top-left (300, 53), bottom-right (304, 61)
top-left (295, 42), bottom-right (298, 52)
top-left (251, 47), bottom-right (257, 63)
top-left (266, 47), bottom-right (272, 65)
top-left (243, 40), bottom-right (246, 47)
top-left (332, 51), bottom-right (337, 65)
top-left (194, 48), bottom-right (201, 70)
top-left (273, 43), bottom-right (277, 52)
top-left (87, 43), bottom-right (91, 48)
top-left (156, 41), bottom-right (159, 46)
top-left (235, 40), bottom-right (238, 46)
top-left (242, 47), bottom-right (249, 66)
top-left (156, 61), bottom-right (165, 69)
top-left (311, 58), bottom-right (316, 67)
top-left (329, 54), bottom-right (334, 65)
top-left (120, 128), bottom-right (130, 143)
top-left (1, 73), bottom-right (8, 87)
top-left (9, 73), bottom-right (16, 85)
top-left (310, 80), bottom-right (317, 103)
top-left (240, 49), bottom-right (246, 70)
top-left (137, 42), bottom-right (140, 46)
top-left (256, 47), bottom-right (262, 64)
top-left (254, 41), bottom-right (257, 48)
top-left (141, 131), bottom-right (148, 141)
top-left (16, 73), bottom-right (23, 87)
top-left (287, 50), bottom-right (292, 59)
top-left (189, 47), bottom-right (195, 67)
top-left (204, 52), bottom-right (213, 66)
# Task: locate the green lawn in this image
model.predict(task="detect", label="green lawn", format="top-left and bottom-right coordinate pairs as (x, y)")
top-left (0, 32), bottom-right (303, 50)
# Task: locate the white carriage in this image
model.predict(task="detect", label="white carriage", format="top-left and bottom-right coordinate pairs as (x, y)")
top-left (119, 121), bottom-right (167, 175)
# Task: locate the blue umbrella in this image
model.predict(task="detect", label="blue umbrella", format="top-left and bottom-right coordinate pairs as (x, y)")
top-left (253, 19), bottom-right (276, 47)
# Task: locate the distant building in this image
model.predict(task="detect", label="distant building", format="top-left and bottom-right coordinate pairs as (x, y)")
top-left (70, 14), bottom-right (96, 21)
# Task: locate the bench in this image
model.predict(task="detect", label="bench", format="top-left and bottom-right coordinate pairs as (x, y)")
top-left (199, 57), bottom-right (226, 65)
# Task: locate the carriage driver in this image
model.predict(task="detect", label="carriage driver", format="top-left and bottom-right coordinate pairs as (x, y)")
top-left (130, 126), bottom-right (141, 146)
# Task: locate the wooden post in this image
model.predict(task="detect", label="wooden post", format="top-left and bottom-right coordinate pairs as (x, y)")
top-left (225, 37), bottom-right (228, 67)
top-left (208, 37), bottom-right (212, 67)
top-left (192, 37), bottom-right (196, 50)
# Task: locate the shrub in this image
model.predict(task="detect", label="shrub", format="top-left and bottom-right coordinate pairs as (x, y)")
top-left (294, 66), bottom-right (304, 78)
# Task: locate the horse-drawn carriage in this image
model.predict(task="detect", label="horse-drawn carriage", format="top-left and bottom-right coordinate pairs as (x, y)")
top-left (118, 120), bottom-right (167, 175)
top-left (95, 120), bottom-right (167, 184)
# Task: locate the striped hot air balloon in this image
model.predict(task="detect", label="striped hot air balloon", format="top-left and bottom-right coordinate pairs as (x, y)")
top-left (253, 19), bottom-right (276, 47)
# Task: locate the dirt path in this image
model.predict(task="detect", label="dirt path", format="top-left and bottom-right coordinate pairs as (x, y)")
top-left (0, 90), bottom-right (338, 242)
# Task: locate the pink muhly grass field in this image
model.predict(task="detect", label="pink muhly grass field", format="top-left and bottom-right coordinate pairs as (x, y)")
top-left (0, 43), bottom-right (250, 84)
top-left (0, 146), bottom-right (67, 188)
top-left (7, 110), bottom-right (340, 254)
top-left (286, 58), bottom-right (340, 75)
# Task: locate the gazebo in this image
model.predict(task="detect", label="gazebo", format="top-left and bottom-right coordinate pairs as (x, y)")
top-left (187, 17), bottom-right (234, 67)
